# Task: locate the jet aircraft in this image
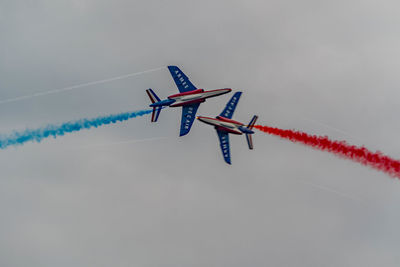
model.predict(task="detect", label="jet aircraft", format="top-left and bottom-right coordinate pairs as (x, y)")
top-left (146, 66), bottom-right (231, 136)
top-left (196, 92), bottom-right (258, 164)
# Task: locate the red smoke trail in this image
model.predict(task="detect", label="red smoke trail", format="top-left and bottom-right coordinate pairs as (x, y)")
top-left (254, 125), bottom-right (400, 178)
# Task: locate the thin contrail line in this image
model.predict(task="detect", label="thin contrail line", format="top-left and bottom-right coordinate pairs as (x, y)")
top-left (70, 136), bottom-right (168, 150)
top-left (267, 106), bottom-right (363, 143)
top-left (0, 66), bottom-right (165, 104)
top-left (301, 116), bottom-right (364, 143)
top-left (300, 180), bottom-right (364, 203)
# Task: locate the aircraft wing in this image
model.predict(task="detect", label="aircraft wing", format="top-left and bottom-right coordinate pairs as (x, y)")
top-left (179, 103), bottom-right (200, 136)
top-left (168, 66), bottom-right (197, 93)
top-left (219, 92), bottom-right (242, 119)
top-left (216, 130), bottom-right (231, 164)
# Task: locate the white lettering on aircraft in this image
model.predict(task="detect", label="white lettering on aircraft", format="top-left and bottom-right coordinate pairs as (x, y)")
top-left (183, 106), bottom-right (195, 130)
top-left (173, 70), bottom-right (191, 90)
top-left (223, 97), bottom-right (238, 117)
top-left (220, 134), bottom-right (229, 158)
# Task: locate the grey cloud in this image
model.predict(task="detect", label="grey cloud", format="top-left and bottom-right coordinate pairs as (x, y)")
top-left (0, 0), bottom-right (400, 266)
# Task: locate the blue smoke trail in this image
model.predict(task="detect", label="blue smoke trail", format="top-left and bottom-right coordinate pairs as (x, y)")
top-left (0, 109), bottom-right (152, 149)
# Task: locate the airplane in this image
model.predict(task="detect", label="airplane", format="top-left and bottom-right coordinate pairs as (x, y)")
top-left (196, 92), bottom-right (258, 164)
top-left (146, 66), bottom-right (231, 136)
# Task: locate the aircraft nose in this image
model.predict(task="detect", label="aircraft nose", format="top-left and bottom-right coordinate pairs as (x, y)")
top-left (196, 116), bottom-right (206, 123)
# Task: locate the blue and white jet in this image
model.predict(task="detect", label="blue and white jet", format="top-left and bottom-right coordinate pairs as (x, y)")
top-left (146, 66), bottom-right (231, 136)
top-left (196, 92), bottom-right (258, 164)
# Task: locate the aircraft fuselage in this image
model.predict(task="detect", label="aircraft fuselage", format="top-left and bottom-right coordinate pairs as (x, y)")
top-left (197, 116), bottom-right (254, 135)
top-left (150, 88), bottom-right (231, 108)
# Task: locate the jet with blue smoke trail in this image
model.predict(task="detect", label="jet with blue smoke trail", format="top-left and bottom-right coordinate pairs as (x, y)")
top-left (0, 109), bottom-right (152, 149)
top-left (146, 66), bottom-right (232, 136)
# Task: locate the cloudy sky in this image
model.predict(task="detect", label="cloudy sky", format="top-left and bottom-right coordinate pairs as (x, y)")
top-left (1, 0), bottom-right (400, 266)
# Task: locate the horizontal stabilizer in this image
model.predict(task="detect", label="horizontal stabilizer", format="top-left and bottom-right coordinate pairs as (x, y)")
top-left (246, 133), bottom-right (254, 150)
top-left (146, 88), bottom-right (161, 104)
top-left (247, 115), bottom-right (258, 130)
top-left (151, 107), bottom-right (162, 122)
top-left (245, 115), bottom-right (258, 149)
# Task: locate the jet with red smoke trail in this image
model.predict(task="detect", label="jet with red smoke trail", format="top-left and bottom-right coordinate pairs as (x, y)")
top-left (146, 66), bottom-right (231, 136)
top-left (196, 92), bottom-right (258, 164)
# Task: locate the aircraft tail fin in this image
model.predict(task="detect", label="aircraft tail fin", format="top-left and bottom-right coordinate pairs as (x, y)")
top-left (151, 107), bottom-right (162, 122)
top-left (146, 88), bottom-right (163, 122)
top-left (245, 134), bottom-right (254, 150)
top-left (247, 115), bottom-right (258, 130)
top-left (146, 88), bottom-right (161, 104)
top-left (245, 115), bottom-right (258, 150)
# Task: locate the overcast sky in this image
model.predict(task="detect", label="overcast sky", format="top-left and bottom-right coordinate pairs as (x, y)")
top-left (1, 0), bottom-right (400, 266)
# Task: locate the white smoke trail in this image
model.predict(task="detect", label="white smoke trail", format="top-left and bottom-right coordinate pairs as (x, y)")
top-left (0, 67), bottom-right (165, 104)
